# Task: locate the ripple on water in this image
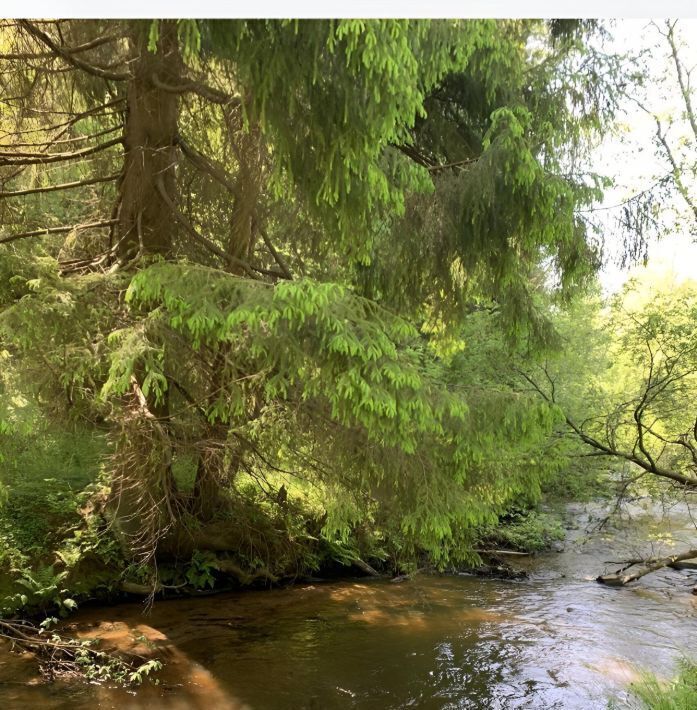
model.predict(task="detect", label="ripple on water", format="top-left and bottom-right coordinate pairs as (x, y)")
top-left (2, 502), bottom-right (696, 709)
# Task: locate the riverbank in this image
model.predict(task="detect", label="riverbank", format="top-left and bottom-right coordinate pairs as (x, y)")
top-left (2, 500), bottom-right (696, 709)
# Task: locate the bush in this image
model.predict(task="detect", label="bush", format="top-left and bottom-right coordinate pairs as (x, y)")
top-left (480, 509), bottom-right (565, 553)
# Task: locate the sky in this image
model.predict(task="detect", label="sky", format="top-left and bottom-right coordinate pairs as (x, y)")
top-left (4, 1), bottom-right (697, 18)
top-left (594, 19), bottom-right (697, 293)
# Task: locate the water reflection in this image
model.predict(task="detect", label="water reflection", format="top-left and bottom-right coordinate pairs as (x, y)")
top-left (1, 502), bottom-right (696, 709)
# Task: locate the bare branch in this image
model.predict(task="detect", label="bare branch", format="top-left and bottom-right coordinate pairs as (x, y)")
top-left (633, 341), bottom-right (657, 470)
top-left (0, 98), bottom-right (124, 140)
top-left (177, 135), bottom-right (237, 193)
top-left (598, 546), bottom-right (697, 586)
top-left (1, 124), bottom-right (122, 149)
top-left (154, 173), bottom-right (258, 279)
top-left (151, 73), bottom-right (239, 106)
top-left (0, 32), bottom-right (124, 60)
top-left (0, 136), bottom-right (123, 166)
top-left (393, 143), bottom-right (436, 169)
top-left (655, 117), bottom-right (697, 223)
top-left (0, 219), bottom-right (118, 246)
top-left (18, 21), bottom-right (130, 81)
top-left (260, 230), bottom-right (293, 280)
top-left (0, 172), bottom-right (120, 199)
top-left (665, 20), bottom-right (697, 143)
top-left (519, 369), bottom-right (697, 489)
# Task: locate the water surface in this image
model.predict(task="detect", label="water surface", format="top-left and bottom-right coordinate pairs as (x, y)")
top-left (1, 501), bottom-right (696, 709)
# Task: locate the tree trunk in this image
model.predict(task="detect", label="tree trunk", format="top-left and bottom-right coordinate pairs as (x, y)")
top-left (227, 121), bottom-right (263, 264)
top-left (108, 24), bottom-right (182, 555)
top-left (117, 20), bottom-right (179, 260)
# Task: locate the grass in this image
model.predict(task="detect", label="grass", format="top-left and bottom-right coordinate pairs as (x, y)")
top-left (629, 661), bottom-right (697, 709)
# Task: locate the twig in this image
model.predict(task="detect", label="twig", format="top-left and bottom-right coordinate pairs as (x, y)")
top-left (0, 219), bottom-right (118, 246)
top-left (0, 172), bottom-right (120, 199)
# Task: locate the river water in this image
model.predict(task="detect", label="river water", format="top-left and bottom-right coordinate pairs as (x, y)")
top-left (1, 501), bottom-right (696, 709)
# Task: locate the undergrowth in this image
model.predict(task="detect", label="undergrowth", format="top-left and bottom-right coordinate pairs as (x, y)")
top-left (628, 660), bottom-right (697, 709)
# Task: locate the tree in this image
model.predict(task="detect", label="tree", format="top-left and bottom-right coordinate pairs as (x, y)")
top-left (526, 279), bottom-right (697, 488)
top-left (641, 20), bottom-right (697, 230)
top-left (595, 19), bottom-right (697, 261)
top-left (522, 275), bottom-right (697, 585)
top-left (0, 19), bottom-right (623, 585)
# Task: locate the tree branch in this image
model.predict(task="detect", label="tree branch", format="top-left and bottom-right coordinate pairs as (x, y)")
top-left (654, 117), bottom-right (697, 223)
top-left (18, 21), bottom-right (130, 81)
top-left (177, 135), bottom-right (237, 193)
top-left (0, 136), bottom-right (123, 166)
top-left (151, 73), bottom-right (239, 106)
top-left (0, 32), bottom-right (123, 60)
top-left (665, 20), bottom-right (697, 144)
top-left (2, 124), bottom-right (122, 149)
top-left (260, 230), bottom-right (293, 280)
top-left (0, 172), bottom-right (120, 199)
top-left (154, 174), bottom-right (258, 279)
top-left (0, 98), bottom-right (124, 140)
top-left (519, 370), bottom-right (697, 489)
top-left (0, 219), bottom-right (118, 246)
top-left (598, 547), bottom-right (697, 586)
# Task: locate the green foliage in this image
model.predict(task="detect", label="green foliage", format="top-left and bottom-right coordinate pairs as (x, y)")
top-left (539, 455), bottom-right (611, 502)
top-left (0, 19), bottom-right (633, 603)
top-left (204, 20), bottom-right (471, 260)
top-left (530, 274), bottom-right (697, 494)
top-left (10, 567), bottom-right (77, 616)
top-left (98, 262), bottom-right (563, 564)
top-left (0, 379), bottom-right (123, 616)
top-left (0, 420), bottom-right (103, 552)
top-left (630, 660), bottom-right (697, 710)
top-left (69, 644), bottom-right (160, 685)
top-left (355, 20), bottom-right (617, 334)
top-left (184, 550), bottom-right (218, 589)
top-left (34, 623), bottom-right (163, 686)
top-left (480, 509), bottom-right (565, 553)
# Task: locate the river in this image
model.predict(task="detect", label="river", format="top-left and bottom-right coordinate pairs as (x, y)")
top-left (1, 501), bottom-right (696, 709)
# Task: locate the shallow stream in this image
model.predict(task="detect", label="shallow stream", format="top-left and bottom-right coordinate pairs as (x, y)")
top-left (1, 501), bottom-right (696, 708)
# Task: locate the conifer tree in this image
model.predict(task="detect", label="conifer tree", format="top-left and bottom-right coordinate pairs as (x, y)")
top-left (0, 19), bottom-right (624, 579)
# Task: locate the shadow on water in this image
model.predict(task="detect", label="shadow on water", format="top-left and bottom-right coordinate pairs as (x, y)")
top-left (2, 500), bottom-right (696, 709)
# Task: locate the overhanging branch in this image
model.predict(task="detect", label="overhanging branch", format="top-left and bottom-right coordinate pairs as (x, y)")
top-left (519, 369), bottom-right (697, 489)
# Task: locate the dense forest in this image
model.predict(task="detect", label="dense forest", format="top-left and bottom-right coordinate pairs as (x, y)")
top-left (0, 17), bottom-right (696, 705)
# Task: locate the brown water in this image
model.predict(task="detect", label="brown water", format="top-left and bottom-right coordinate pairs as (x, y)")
top-left (2, 501), bottom-right (696, 709)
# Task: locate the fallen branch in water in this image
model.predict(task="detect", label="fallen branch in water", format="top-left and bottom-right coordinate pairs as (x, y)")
top-left (390, 567), bottom-right (429, 583)
top-left (352, 558), bottom-right (382, 577)
top-left (597, 547), bottom-right (697, 586)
